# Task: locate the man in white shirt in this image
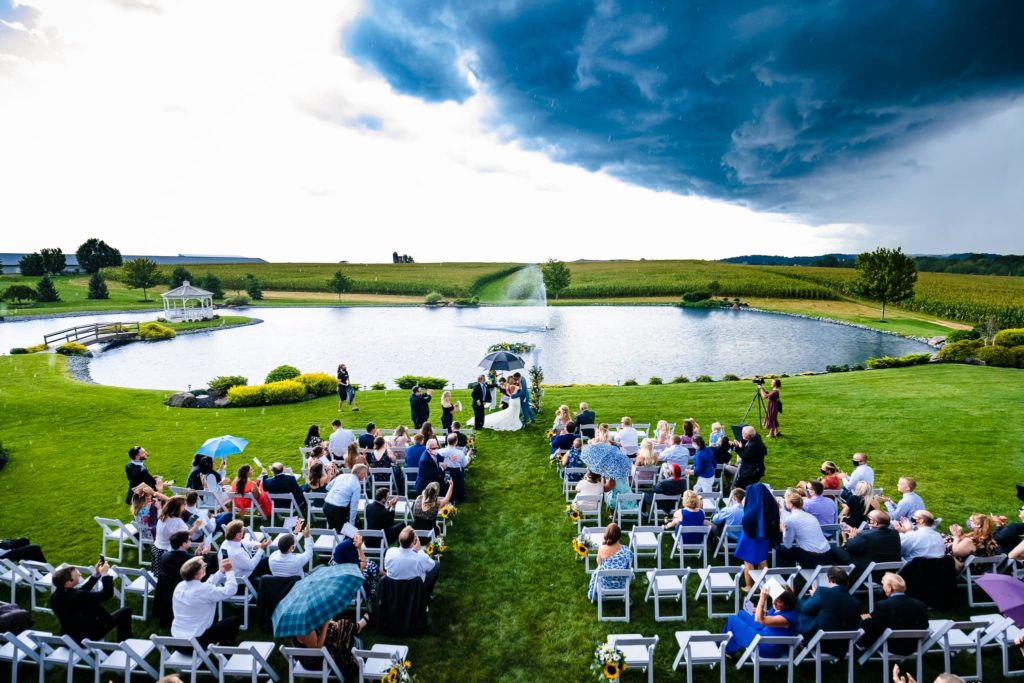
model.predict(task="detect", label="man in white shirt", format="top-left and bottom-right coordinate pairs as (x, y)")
top-left (384, 526), bottom-right (440, 597)
top-left (838, 452), bottom-right (874, 490)
top-left (171, 556), bottom-right (239, 646)
top-left (437, 433), bottom-right (469, 504)
top-left (895, 510), bottom-right (946, 561)
top-left (268, 521), bottom-right (314, 578)
top-left (323, 464), bottom-right (368, 532)
top-left (222, 520), bottom-right (271, 584)
top-left (881, 477), bottom-right (925, 523)
top-left (328, 419), bottom-right (355, 460)
top-left (657, 435), bottom-right (690, 470)
top-left (614, 417), bottom-right (639, 454)
top-left (777, 488), bottom-right (833, 568)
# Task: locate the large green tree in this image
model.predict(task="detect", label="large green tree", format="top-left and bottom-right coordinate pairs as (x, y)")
top-left (854, 246), bottom-right (918, 321)
top-left (39, 248), bottom-right (66, 275)
top-left (75, 238), bottom-right (123, 274)
top-left (541, 259), bottom-right (571, 300)
top-left (87, 272), bottom-right (109, 300)
top-left (35, 275), bottom-right (61, 302)
top-left (328, 270), bottom-right (353, 301)
top-left (1, 284), bottom-right (37, 305)
top-left (245, 274), bottom-right (263, 300)
top-left (169, 266), bottom-right (194, 288)
top-left (199, 272), bottom-right (225, 299)
top-left (122, 258), bottom-right (162, 301)
top-left (18, 252), bottom-right (44, 276)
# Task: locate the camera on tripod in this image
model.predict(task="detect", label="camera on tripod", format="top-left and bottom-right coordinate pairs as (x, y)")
top-left (752, 376), bottom-right (765, 386)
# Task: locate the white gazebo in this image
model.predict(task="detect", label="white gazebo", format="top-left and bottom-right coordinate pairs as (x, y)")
top-left (161, 280), bottom-right (215, 322)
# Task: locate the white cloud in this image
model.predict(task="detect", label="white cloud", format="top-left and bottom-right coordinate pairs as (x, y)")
top-left (0, 0), bottom-right (855, 262)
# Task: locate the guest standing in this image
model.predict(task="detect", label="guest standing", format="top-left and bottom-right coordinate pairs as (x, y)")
top-left (735, 483), bottom-right (781, 591)
top-left (409, 386), bottom-right (432, 429)
top-left (760, 378), bottom-right (781, 438)
top-left (124, 445), bottom-right (164, 505)
top-left (729, 426), bottom-right (767, 489)
top-left (471, 376), bottom-right (492, 430)
top-left (336, 363), bottom-right (358, 412)
top-left (440, 391), bottom-right (456, 432)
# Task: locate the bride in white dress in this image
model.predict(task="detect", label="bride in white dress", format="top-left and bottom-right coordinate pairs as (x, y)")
top-left (483, 378), bottom-right (523, 432)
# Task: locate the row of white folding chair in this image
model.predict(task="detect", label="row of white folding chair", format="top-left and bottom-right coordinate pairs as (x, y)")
top-left (283, 642), bottom-right (409, 683)
top-left (927, 615), bottom-right (1014, 682)
top-left (971, 612), bottom-right (1024, 679)
top-left (605, 634), bottom-right (658, 683)
top-left (0, 629), bottom-right (158, 683)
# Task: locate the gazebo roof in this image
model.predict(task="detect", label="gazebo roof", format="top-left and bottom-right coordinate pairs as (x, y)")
top-left (162, 280), bottom-right (213, 299)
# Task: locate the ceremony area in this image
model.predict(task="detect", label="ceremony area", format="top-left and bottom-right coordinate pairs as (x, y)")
top-left (2, 350), bottom-right (1023, 681)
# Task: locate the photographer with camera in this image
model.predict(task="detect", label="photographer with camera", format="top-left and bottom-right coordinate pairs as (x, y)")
top-left (728, 425), bottom-right (767, 489)
top-left (758, 378), bottom-right (782, 438)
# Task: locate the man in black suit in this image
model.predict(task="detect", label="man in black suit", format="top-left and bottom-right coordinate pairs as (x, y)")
top-left (51, 560), bottom-right (132, 643)
top-left (366, 487), bottom-right (405, 545)
top-left (858, 572), bottom-right (929, 654)
top-left (409, 387), bottom-right (432, 429)
top-left (729, 425), bottom-right (767, 489)
top-left (470, 375), bottom-right (492, 430)
top-left (838, 510), bottom-right (903, 579)
top-left (415, 438), bottom-right (445, 494)
top-left (450, 422), bottom-right (469, 448)
top-left (156, 530), bottom-right (195, 628)
top-left (124, 445), bottom-right (164, 504)
top-left (995, 504), bottom-right (1024, 554)
top-left (358, 423), bottom-right (377, 450)
top-left (261, 462), bottom-right (305, 511)
top-left (798, 567), bottom-right (862, 641)
top-left (574, 402), bottom-right (596, 439)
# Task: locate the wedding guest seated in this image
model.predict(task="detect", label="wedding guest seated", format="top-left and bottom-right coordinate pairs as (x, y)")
top-left (269, 520), bottom-right (314, 578)
top-left (388, 425), bottom-right (411, 448)
top-left (663, 490), bottom-right (707, 543)
top-left (653, 420), bottom-right (672, 446)
top-left (710, 488), bottom-right (745, 543)
top-left (552, 405), bottom-right (571, 435)
top-left (838, 510), bottom-right (902, 579)
top-left (301, 461), bottom-right (334, 501)
top-left (657, 435), bottom-right (690, 471)
top-left (198, 456), bottom-right (230, 509)
top-left (0, 537), bottom-right (47, 564)
top-left (343, 442), bottom-right (365, 471)
top-left (894, 510), bottom-right (946, 561)
top-left (328, 419), bottom-right (355, 460)
top-left (232, 464), bottom-right (271, 519)
top-left (858, 573), bottom-right (928, 654)
top-left (840, 480), bottom-right (880, 531)
top-left (419, 422), bottom-right (437, 449)
top-left (587, 524), bottom-right (633, 602)
top-left (131, 483), bottom-right (167, 542)
top-left (156, 531), bottom-right (196, 628)
top-left (708, 421), bottom-right (726, 448)
top-left (559, 438), bottom-right (585, 482)
top-left (802, 481), bottom-right (839, 529)
top-left (323, 464), bottom-right (367, 532)
top-left (185, 453), bottom-right (205, 491)
top-left (631, 439), bottom-right (659, 486)
top-left (945, 513), bottom-right (999, 560)
top-left (304, 424), bottom-right (323, 449)
top-left (413, 480), bottom-right (454, 533)
top-left (261, 462), bottom-right (305, 510)
top-left (293, 615), bottom-right (369, 681)
top-left (223, 520), bottom-right (272, 584)
top-left (797, 567), bottom-right (861, 640)
top-left (405, 433), bottom-right (427, 469)
top-left (680, 418), bottom-right (699, 444)
top-left (723, 586), bottom-right (799, 657)
top-left (358, 423), bottom-right (378, 450)
top-left (415, 439), bottom-right (444, 495)
top-left (880, 477), bottom-right (925, 524)
top-left (689, 436), bottom-right (717, 493)
top-left (172, 556), bottom-right (239, 647)
top-left (995, 504), bottom-right (1024, 554)
top-left (332, 533), bottom-right (381, 599)
top-left (51, 560), bottom-right (132, 644)
top-left (308, 445), bottom-right (330, 470)
top-left (437, 433), bottom-right (469, 504)
top-left (574, 402), bottom-right (596, 438)
top-left (615, 417), bottom-right (640, 454)
top-left (574, 471), bottom-right (605, 511)
top-left (712, 435), bottom-right (733, 465)
top-left (838, 452), bottom-right (873, 489)
top-left (593, 424), bottom-right (611, 444)
top-left (819, 461), bottom-right (841, 490)
top-left (777, 488), bottom-right (833, 568)
top-left (185, 491), bottom-right (231, 541)
top-left (550, 423), bottom-right (577, 454)
top-left (384, 526), bottom-right (441, 598)
top-left (366, 487), bottom-right (405, 545)
top-left (368, 436), bottom-right (397, 486)
top-left (604, 471), bottom-right (637, 512)
top-left (643, 463), bottom-right (687, 515)
top-left (154, 496), bottom-right (206, 572)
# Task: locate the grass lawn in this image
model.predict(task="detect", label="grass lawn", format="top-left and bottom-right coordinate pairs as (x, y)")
top-left (744, 297), bottom-right (969, 338)
top-left (256, 290), bottom-right (423, 306)
top-left (0, 275), bottom-right (165, 317)
top-left (1, 356), bottom-right (1022, 680)
top-left (160, 315), bottom-right (254, 331)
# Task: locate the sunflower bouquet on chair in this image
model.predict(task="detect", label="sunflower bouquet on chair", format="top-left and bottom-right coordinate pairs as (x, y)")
top-left (384, 654), bottom-right (413, 683)
top-left (571, 533), bottom-right (595, 560)
top-left (424, 535), bottom-right (447, 558)
top-left (591, 642), bottom-right (627, 681)
top-left (565, 502), bottom-right (581, 523)
top-left (439, 503), bottom-right (458, 522)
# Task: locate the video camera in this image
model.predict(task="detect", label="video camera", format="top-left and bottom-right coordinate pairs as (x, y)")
top-left (752, 376), bottom-right (765, 386)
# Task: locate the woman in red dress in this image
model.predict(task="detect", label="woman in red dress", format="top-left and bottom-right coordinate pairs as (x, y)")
top-left (760, 378), bottom-right (781, 438)
top-left (231, 464), bottom-right (271, 518)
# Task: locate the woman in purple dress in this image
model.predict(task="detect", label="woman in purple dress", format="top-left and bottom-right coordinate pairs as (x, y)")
top-left (760, 378), bottom-right (781, 438)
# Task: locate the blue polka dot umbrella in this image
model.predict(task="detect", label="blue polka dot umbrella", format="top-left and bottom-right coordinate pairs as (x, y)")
top-left (581, 442), bottom-right (631, 483)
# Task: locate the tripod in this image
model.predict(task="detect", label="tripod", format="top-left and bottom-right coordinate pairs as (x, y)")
top-left (741, 385), bottom-right (766, 427)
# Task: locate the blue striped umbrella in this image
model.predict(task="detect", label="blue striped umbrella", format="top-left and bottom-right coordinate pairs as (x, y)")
top-left (272, 564), bottom-right (365, 637)
top-left (195, 434), bottom-right (249, 458)
top-left (581, 442), bottom-right (631, 482)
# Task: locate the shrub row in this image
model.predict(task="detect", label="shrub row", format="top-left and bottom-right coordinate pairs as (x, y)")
top-left (139, 322), bottom-right (175, 341)
top-left (866, 353), bottom-right (932, 369)
top-left (265, 364), bottom-right (301, 384)
top-left (208, 375), bottom-right (248, 393)
top-left (394, 375), bottom-right (448, 390)
top-left (227, 379), bottom-right (306, 407)
top-left (994, 328), bottom-right (1024, 348)
top-left (55, 342), bottom-right (89, 356)
top-left (295, 373), bottom-right (336, 397)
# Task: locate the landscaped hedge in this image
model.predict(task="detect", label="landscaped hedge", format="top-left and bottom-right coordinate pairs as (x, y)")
top-left (937, 339), bottom-right (983, 362)
top-left (295, 372), bottom-right (336, 396)
top-left (1012, 346), bottom-right (1024, 369)
top-left (994, 328), bottom-right (1024, 348)
top-left (56, 342), bottom-right (89, 356)
top-left (975, 346), bottom-right (1018, 368)
top-left (866, 353), bottom-right (932, 369)
top-left (23, 343), bottom-right (48, 354)
top-left (394, 375), bottom-right (448, 390)
top-left (944, 329), bottom-right (981, 344)
top-left (227, 379), bottom-right (306, 407)
top-left (208, 375), bottom-right (248, 394)
top-left (681, 291), bottom-right (711, 302)
top-left (139, 322), bottom-right (176, 341)
top-left (265, 364), bottom-right (301, 383)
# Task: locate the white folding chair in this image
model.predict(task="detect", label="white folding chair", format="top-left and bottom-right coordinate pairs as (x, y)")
top-left (796, 563), bottom-right (855, 599)
top-left (820, 523), bottom-right (842, 548)
top-left (360, 530), bottom-right (388, 567)
top-left (734, 634), bottom-right (802, 683)
top-left (574, 494), bottom-right (603, 531)
top-left (712, 524), bottom-right (742, 564)
top-left (280, 645), bottom-right (345, 682)
top-left (694, 565), bottom-right (743, 618)
top-left (367, 468), bottom-right (396, 495)
top-left (94, 516), bottom-right (141, 564)
top-left (930, 616), bottom-right (1012, 682)
top-left (672, 631), bottom-right (730, 683)
top-left (669, 526), bottom-right (711, 567)
top-left (749, 566), bottom-right (800, 595)
top-left (18, 559), bottom-right (56, 613)
top-left (83, 638), bottom-right (159, 683)
top-left (607, 634), bottom-right (658, 683)
top-left (114, 565), bottom-right (158, 621)
top-left (402, 467), bottom-right (418, 497)
top-left (33, 632), bottom-right (97, 683)
top-left (630, 467), bottom-right (659, 493)
top-left (353, 644), bottom-right (410, 681)
top-left (153, 635), bottom-right (221, 682)
top-left (643, 568), bottom-right (690, 621)
top-left (614, 494), bottom-right (644, 529)
top-left (309, 529), bottom-right (339, 568)
top-left (0, 629), bottom-right (45, 682)
top-left (209, 641), bottom-right (279, 682)
top-left (961, 553), bottom-right (1007, 607)
top-left (595, 568), bottom-right (634, 622)
top-left (793, 629), bottom-right (864, 683)
top-left (647, 494), bottom-right (680, 524)
top-left (219, 575), bottom-right (259, 630)
top-left (268, 494), bottom-right (300, 525)
top-left (856, 627), bottom-right (934, 683)
top-left (562, 469), bottom-right (588, 501)
top-left (581, 527), bottom-right (606, 574)
top-left (848, 560), bottom-right (905, 612)
top-left (698, 492), bottom-right (722, 516)
top-left (303, 492), bottom-right (327, 528)
top-left (970, 612), bottom-right (1024, 678)
top-left (0, 557), bottom-right (29, 603)
top-left (628, 525), bottom-right (663, 570)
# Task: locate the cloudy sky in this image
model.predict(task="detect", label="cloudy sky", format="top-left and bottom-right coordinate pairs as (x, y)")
top-left (2, 0), bottom-right (1022, 263)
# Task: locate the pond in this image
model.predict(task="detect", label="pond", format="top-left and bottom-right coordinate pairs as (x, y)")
top-left (0, 306), bottom-right (931, 391)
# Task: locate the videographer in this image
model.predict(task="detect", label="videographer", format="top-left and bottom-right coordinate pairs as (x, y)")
top-left (759, 378), bottom-right (781, 438)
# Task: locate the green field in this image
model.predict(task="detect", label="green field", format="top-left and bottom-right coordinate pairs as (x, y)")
top-left (0, 274), bottom-right (164, 317)
top-left (1, 355), bottom-right (1021, 681)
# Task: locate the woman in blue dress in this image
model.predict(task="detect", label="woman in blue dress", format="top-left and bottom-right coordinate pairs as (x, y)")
top-left (724, 587), bottom-right (799, 656)
top-left (663, 490), bottom-right (707, 544)
top-left (734, 483), bottom-right (782, 591)
top-left (588, 524), bottom-right (633, 602)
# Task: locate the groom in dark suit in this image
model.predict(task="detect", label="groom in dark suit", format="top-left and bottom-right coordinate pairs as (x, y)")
top-left (471, 375), bottom-right (492, 430)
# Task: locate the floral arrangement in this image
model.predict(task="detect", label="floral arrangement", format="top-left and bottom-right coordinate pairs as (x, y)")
top-left (565, 503), bottom-right (581, 523)
top-left (529, 365), bottom-right (544, 414)
top-left (487, 341), bottom-right (536, 354)
top-left (424, 535), bottom-right (448, 558)
top-left (439, 504), bottom-right (458, 520)
top-left (384, 655), bottom-right (413, 683)
top-left (591, 643), bottom-right (627, 681)
top-left (571, 533), bottom-right (595, 560)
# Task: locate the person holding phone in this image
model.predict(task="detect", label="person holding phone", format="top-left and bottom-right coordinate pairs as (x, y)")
top-left (172, 556), bottom-right (239, 647)
top-left (269, 519), bottom-right (314, 578)
top-left (365, 487), bottom-right (405, 545)
top-left (51, 559), bottom-right (132, 643)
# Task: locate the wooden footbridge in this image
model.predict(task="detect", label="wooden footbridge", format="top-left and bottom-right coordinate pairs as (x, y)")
top-left (43, 322), bottom-right (142, 347)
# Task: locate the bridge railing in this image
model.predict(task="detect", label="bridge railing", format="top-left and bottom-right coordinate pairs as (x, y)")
top-left (43, 322), bottom-right (141, 346)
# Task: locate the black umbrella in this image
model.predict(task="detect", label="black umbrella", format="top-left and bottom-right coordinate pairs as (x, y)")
top-left (478, 351), bottom-right (525, 372)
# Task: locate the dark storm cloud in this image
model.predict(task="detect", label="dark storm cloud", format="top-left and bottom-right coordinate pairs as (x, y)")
top-left (344, 0), bottom-right (1024, 212)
